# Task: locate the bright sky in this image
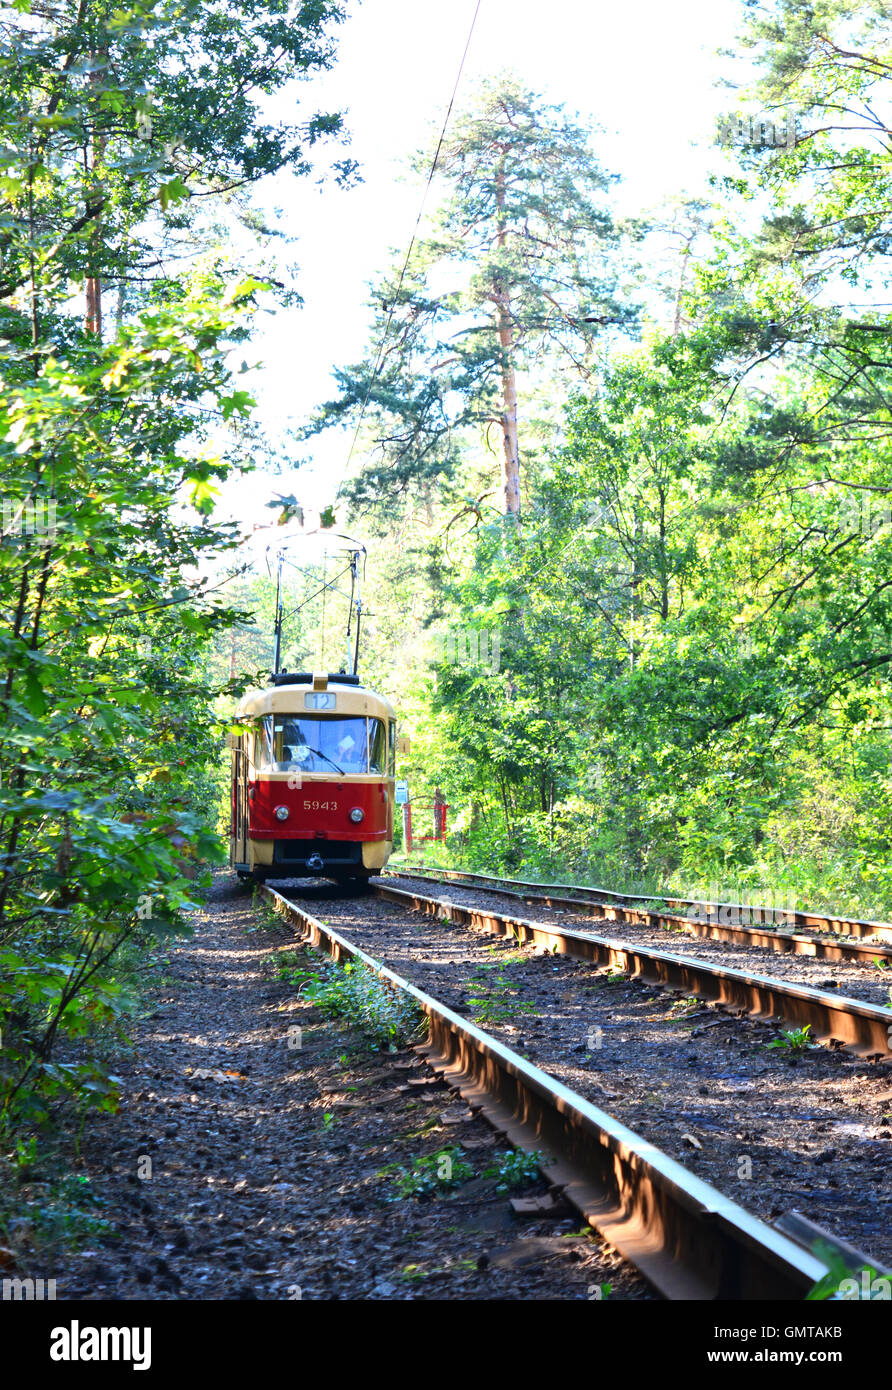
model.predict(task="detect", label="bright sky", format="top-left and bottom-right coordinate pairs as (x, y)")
top-left (223, 0), bottom-right (752, 534)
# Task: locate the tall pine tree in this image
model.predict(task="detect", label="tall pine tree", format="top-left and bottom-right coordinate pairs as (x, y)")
top-left (310, 75), bottom-right (630, 518)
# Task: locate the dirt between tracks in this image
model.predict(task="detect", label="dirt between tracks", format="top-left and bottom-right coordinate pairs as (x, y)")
top-left (20, 874), bottom-right (647, 1302)
top-left (274, 878), bottom-right (892, 1273)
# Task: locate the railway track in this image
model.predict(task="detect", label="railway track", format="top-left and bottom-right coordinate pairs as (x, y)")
top-left (263, 880), bottom-right (890, 1301)
top-left (373, 878), bottom-right (892, 1057)
top-left (391, 865), bottom-right (892, 958)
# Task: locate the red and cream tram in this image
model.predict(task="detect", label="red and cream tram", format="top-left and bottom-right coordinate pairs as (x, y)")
top-left (228, 671), bottom-right (397, 884)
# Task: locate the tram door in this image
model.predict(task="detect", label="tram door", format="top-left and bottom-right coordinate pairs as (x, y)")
top-left (233, 735), bottom-right (250, 865)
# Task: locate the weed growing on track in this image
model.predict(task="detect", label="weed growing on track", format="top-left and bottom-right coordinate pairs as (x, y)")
top-left (273, 949), bottom-right (310, 981)
top-left (405, 1117), bottom-right (442, 1141)
top-left (400, 1255), bottom-right (477, 1283)
top-left (766, 1024), bottom-right (817, 1053)
top-left (380, 1146), bottom-right (474, 1199)
top-left (467, 963), bottom-right (537, 1024)
top-left (669, 996), bottom-right (701, 1018)
top-left (383, 1143), bottom-right (544, 1200)
top-left (484, 944), bottom-right (525, 965)
top-left (280, 956), bottom-right (427, 1050)
top-left (805, 1245), bottom-right (890, 1300)
top-left (588, 968), bottom-right (627, 990)
top-left (481, 1149), bottom-right (542, 1193)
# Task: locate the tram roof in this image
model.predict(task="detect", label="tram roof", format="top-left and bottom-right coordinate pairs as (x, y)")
top-left (234, 672), bottom-right (396, 720)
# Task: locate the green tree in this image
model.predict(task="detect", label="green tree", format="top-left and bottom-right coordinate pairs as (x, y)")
top-left (311, 74), bottom-right (629, 517)
top-left (0, 0), bottom-right (352, 334)
top-left (0, 0), bottom-right (351, 1128)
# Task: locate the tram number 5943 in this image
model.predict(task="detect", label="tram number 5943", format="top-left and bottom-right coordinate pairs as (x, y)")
top-left (304, 799), bottom-right (338, 811)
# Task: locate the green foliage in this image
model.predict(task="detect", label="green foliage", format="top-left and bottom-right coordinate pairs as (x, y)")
top-left (481, 1148), bottom-right (541, 1194)
top-left (0, 1140), bottom-right (112, 1255)
top-left (766, 1025), bottom-right (816, 1053)
top-left (274, 950), bottom-right (312, 982)
top-left (0, 0), bottom-right (350, 1132)
top-left (467, 963), bottom-right (537, 1024)
top-left (341, 14), bottom-right (892, 927)
top-left (0, 0), bottom-right (352, 312)
top-left (301, 960), bottom-right (426, 1049)
top-left (308, 74), bottom-right (628, 512)
top-left (25, 1172), bottom-right (112, 1250)
top-left (669, 996), bottom-right (701, 1017)
top-left (806, 1241), bottom-right (890, 1301)
top-left (389, 292), bottom-right (892, 916)
top-left (381, 1146), bottom-right (474, 1200)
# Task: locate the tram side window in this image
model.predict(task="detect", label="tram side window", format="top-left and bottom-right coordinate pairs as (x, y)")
top-left (388, 720), bottom-right (396, 777)
top-left (368, 718), bottom-right (386, 775)
top-left (254, 718), bottom-right (272, 769)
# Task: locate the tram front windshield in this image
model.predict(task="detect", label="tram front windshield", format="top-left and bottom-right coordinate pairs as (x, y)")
top-left (262, 716), bottom-right (386, 774)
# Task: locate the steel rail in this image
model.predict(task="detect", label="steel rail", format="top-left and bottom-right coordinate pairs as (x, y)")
top-left (387, 867), bottom-right (892, 963)
top-left (262, 882), bottom-right (843, 1300)
top-left (394, 863), bottom-right (892, 943)
top-left (373, 882), bottom-right (892, 1058)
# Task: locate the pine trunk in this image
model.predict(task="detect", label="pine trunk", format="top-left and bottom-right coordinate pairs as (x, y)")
top-left (85, 276), bottom-right (101, 336)
top-left (495, 162), bottom-right (521, 516)
top-left (85, 56), bottom-right (105, 336)
top-left (497, 311), bottom-right (521, 515)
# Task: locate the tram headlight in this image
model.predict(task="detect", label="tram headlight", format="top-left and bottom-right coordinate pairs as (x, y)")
top-left (349, 807), bottom-right (364, 823)
top-left (274, 805), bottom-right (290, 822)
